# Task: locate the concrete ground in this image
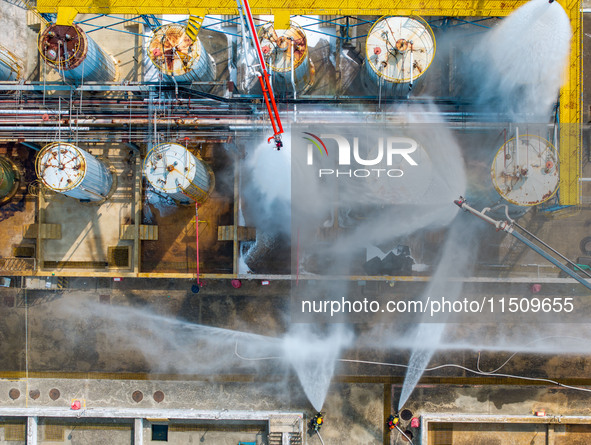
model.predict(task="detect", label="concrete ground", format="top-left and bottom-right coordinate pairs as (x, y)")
top-left (0, 283), bottom-right (589, 444)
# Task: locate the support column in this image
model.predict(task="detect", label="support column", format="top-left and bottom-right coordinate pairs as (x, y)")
top-left (383, 383), bottom-right (392, 445)
top-left (133, 155), bottom-right (142, 275)
top-left (26, 416), bottom-right (38, 445)
top-left (232, 156), bottom-right (240, 275)
top-left (134, 418), bottom-right (143, 445)
top-left (420, 417), bottom-right (428, 445)
top-left (546, 423), bottom-right (565, 445)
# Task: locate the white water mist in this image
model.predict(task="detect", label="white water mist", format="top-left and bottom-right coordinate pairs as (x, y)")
top-left (283, 324), bottom-right (353, 411)
top-left (471, 0), bottom-right (571, 118)
top-left (398, 218), bottom-right (481, 410)
top-left (241, 133), bottom-right (291, 236)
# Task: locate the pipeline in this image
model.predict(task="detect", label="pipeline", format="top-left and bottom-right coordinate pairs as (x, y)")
top-left (237, 0), bottom-right (283, 146)
top-left (454, 197), bottom-right (591, 291)
top-left (0, 110), bottom-right (68, 115)
top-left (0, 126), bottom-right (90, 131)
top-left (290, 37), bottom-right (297, 121)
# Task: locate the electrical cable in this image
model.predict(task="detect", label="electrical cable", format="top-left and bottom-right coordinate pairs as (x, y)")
top-left (337, 358), bottom-right (591, 394)
top-left (234, 339), bottom-right (591, 395)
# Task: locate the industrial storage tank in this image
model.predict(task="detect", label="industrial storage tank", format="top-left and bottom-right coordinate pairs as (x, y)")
top-left (0, 44), bottom-right (21, 81)
top-left (364, 16), bottom-right (435, 95)
top-left (258, 21), bottom-right (313, 93)
top-left (38, 24), bottom-right (118, 83)
top-left (144, 143), bottom-right (214, 205)
top-left (0, 156), bottom-right (20, 203)
top-left (147, 24), bottom-right (215, 84)
top-left (491, 134), bottom-right (559, 206)
top-left (36, 142), bottom-right (114, 201)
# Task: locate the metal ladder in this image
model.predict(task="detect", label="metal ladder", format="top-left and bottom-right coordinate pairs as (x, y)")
top-left (186, 15), bottom-right (204, 42)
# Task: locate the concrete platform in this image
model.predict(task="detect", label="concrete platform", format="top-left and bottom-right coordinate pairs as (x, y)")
top-left (141, 143), bottom-right (235, 275)
top-left (0, 145), bottom-right (37, 271)
top-left (39, 146), bottom-right (134, 270)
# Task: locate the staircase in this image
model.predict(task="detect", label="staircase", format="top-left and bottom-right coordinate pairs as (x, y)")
top-left (186, 15), bottom-right (204, 42)
top-left (0, 257), bottom-right (35, 272)
top-left (268, 415), bottom-right (304, 445)
top-left (2, 0), bottom-right (31, 9)
top-left (268, 432), bottom-right (303, 445)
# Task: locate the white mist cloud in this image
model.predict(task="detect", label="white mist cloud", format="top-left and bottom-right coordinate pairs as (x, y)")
top-left (469, 0), bottom-right (571, 118)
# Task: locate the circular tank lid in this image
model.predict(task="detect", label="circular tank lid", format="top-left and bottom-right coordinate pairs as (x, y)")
top-left (148, 24), bottom-right (201, 76)
top-left (144, 143), bottom-right (198, 194)
top-left (259, 22), bottom-right (307, 73)
top-left (37, 143), bottom-right (86, 191)
top-left (491, 134), bottom-right (559, 206)
top-left (366, 16), bottom-right (435, 83)
top-left (39, 24), bottom-right (87, 70)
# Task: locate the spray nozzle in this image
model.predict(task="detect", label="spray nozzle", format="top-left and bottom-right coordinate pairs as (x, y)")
top-left (454, 196), bottom-right (466, 208)
top-left (267, 134), bottom-right (283, 150)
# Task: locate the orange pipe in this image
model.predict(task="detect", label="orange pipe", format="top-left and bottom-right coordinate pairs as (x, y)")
top-left (258, 75), bottom-right (278, 135)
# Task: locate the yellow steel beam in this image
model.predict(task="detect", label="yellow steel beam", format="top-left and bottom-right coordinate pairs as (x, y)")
top-left (38, 0), bottom-right (530, 16)
top-left (55, 6), bottom-right (78, 25)
top-left (274, 9), bottom-right (291, 28)
top-left (558, 0), bottom-right (582, 205)
top-left (36, 0), bottom-right (582, 204)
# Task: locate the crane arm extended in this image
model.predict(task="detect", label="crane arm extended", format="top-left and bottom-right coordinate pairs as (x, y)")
top-left (236, 0), bottom-right (284, 148)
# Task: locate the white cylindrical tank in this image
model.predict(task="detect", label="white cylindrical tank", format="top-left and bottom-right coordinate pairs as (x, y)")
top-left (0, 44), bottom-right (21, 81)
top-left (491, 134), bottom-right (559, 206)
top-left (144, 143), bottom-right (214, 204)
top-left (147, 24), bottom-right (215, 84)
top-left (258, 22), bottom-right (313, 93)
top-left (36, 142), bottom-right (113, 201)
top-left (38, 24), bottom-right (118, 83)
top-left (364, 16), bottom-right (435, 95)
